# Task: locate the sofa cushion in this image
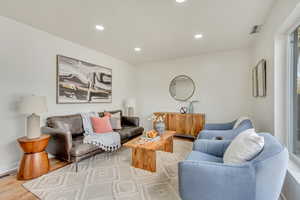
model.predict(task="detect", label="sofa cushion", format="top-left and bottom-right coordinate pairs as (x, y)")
top-left (118, 126), bottom-right (144, 140)
top-left (105, 112), bottom-right (122, 130)
top-left (110, 117), bottom-right (122, 130)
top-left (233, 117), bottom-right (251, 129)
top-left (251, 133), bottom-right (284, 163)
top-left (99, 110), bottom-right (123, 118)
top-left (91, 116), bottom-right (113, 133)
top-left (70, 136), bottom-right (99, 157)
top-left (47, 114), bottom-right (84, 136)
top-left (224, 129), bottom-right (264, 164)
top-left (186, 151), bottom-right (223, 163)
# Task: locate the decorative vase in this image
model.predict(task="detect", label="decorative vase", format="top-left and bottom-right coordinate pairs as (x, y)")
top-left (155, 122), bottom-right (165, 135)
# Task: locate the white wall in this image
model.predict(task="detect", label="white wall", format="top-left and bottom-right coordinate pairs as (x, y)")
top-left (251, 0), bottom-right (300, 134)
top-left (0, 16), bottom-right (136, 173)
top-left (136, 49), bottom-right (252, 130)
top-left (251, 0), bottom-right (300, 199)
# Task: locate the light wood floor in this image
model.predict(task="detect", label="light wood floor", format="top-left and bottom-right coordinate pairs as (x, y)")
top-left (0, 159), bottom-right (68, 200)
top-left (0, 137), bottom-right (193, 200)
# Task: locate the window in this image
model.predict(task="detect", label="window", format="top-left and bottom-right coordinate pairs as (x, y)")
top-left (290, 26), bottom-right (300, 159)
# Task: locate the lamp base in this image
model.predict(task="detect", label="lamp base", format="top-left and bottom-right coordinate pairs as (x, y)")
top-left (127, 107), bottom-right (134, 117)
top-left (27, 113), bottom-right (41, 139)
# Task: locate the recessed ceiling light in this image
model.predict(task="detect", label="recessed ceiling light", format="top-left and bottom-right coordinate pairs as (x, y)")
top-left (134, 47), bottom-right (141, 52)
top-left (194, 34), bottom-right (203, 39)
top-left (176, 0), bottom-right (186, 3)
top-left (95, 25), bottom-right (104, 31)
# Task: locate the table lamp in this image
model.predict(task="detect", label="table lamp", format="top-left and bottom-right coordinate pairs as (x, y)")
top-left (19, 95), bottom-right (48, 139)
top-left (125, 98), bottom-right (136, 116)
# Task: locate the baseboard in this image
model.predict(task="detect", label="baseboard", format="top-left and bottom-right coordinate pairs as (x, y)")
top-left (0, 162), bottom-right (18, 178)
top-left (281, 193), bottom-right (288, 200)
top-left (0, 155), bottom-right (54, 178)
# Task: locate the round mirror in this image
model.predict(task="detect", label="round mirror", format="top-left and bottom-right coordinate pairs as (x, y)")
top-left (169, 75), bottom-right (195, 101)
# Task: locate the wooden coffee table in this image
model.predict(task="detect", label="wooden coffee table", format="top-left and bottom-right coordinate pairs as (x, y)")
top-left (124, 130), bottom-right (176, 172)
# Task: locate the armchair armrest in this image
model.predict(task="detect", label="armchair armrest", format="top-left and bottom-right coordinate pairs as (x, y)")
top-left (198, 129), bottom-right (236, 140)
top-left (41, 126), bottom-right (72, 161)
top-left (193, 139), bottom-right (232, 157)
top-left (122, 116), bottom-right (140, 127)
top-left (178, 160), bottom-right (255, 200)
top-left (204, 121), bottom-right (236, 130)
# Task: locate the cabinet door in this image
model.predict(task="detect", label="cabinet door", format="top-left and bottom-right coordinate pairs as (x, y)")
top-left (168, 113), bottom-right (177, 131)
top-left (186, 114), bottom-right (195, 136)
top-left (175, 114), bottom-right (188, 135)
top-left (191, 114), bottom-right (205, 137)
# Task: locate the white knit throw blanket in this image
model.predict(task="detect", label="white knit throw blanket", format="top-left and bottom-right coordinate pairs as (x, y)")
top-left (81, 112), bottom-right (121, 152)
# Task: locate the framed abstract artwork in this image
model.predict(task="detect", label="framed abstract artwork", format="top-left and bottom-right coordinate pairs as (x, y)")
top-left (56, 55), bottom-right (112, 104)
top-left (256, 59), bottom-right (267, 97)
top-left (252, 67), bottom-right (258, 97)
top-left (252, 59), bottom-right (267, 97)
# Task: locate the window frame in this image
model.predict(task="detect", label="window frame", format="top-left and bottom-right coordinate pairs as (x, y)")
top-left (288, 26), bottom-right (300, 166)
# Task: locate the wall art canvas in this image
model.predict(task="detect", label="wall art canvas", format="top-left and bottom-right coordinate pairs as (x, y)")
top-left (57, 55), bottom-right (112, 104)
top-left (256, 59), bottom-right (267, 97)
top-left (252, 67), bottom-right (258, 97)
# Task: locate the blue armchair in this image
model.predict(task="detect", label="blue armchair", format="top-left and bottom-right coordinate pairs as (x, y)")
top-left (197, 119), bottom-right (253, 140)
top-left (179, 133), bottom-right (288, 200)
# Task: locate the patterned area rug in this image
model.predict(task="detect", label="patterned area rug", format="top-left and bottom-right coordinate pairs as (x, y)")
top-left (23, 140), bottom-right (192, 200)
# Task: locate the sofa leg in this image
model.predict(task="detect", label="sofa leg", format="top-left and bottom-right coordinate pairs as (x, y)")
top-left (75, 161), bottom-right (78, 172)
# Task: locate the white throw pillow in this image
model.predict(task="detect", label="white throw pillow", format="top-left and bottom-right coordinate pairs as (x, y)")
top-left (110, 112), bottom-right (122, 130)
top-left (233, 117), bottom-right (250, 129)
top-left (223, 129), bottom-right (264, 164)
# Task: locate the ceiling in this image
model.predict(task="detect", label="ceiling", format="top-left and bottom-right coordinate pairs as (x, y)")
top-left (0, 0), bottom-right (275, 65)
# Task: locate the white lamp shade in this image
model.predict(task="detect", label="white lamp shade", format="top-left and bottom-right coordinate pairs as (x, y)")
top-left (125, 98), bottom-right (136, 108)
top-left (19, 96), bottom-right (48, 114)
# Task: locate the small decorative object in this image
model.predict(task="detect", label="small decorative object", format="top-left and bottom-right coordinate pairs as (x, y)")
top-left (149, 114), bottom-right (166, 135)
top-left (135, 137), bottom-right (148, 145)
top-left (136, 133), bottom-right (160, 144)
top-left (180, 106), bottom-right (188, 114)
top-left (146, 130), bottom-right (158, 138)
top-left (253, 59), bottom-right (266, 97)
top-left (19, 95), bottom-right (48, 139)
top-left (188, 100), bottom-right (199, 113)
top-left (57, 55), bottom-right (112, 104)
top-left (124, 98), bottom-right (136, 116)
top-left (155, 121), bottom-right (165, 135)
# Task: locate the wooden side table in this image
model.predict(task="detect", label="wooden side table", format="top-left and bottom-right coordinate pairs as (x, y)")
top-left (17, 134), bottom-right (50, 180)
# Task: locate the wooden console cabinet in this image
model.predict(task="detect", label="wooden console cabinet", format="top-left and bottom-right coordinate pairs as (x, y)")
top-left (154, 112), bottom-right (205, 138)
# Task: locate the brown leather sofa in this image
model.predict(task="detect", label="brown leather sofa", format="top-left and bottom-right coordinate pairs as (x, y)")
top-left (42, 110), bottom-right (143, 171)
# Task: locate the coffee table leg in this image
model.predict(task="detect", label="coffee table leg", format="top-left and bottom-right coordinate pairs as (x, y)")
top-left (163, 136), bottom-right (173, 153)
top-left (132, 148), bottom-right (156, 172)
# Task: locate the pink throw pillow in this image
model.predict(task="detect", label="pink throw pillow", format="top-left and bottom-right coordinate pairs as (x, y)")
top-left (91, 116), bottom-right (113, 133)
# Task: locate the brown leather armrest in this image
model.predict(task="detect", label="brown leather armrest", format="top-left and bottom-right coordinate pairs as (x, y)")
top-left (122, 116), bottom-right (140, 127)
top-left (41, 126), bottom-right (72, 161)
